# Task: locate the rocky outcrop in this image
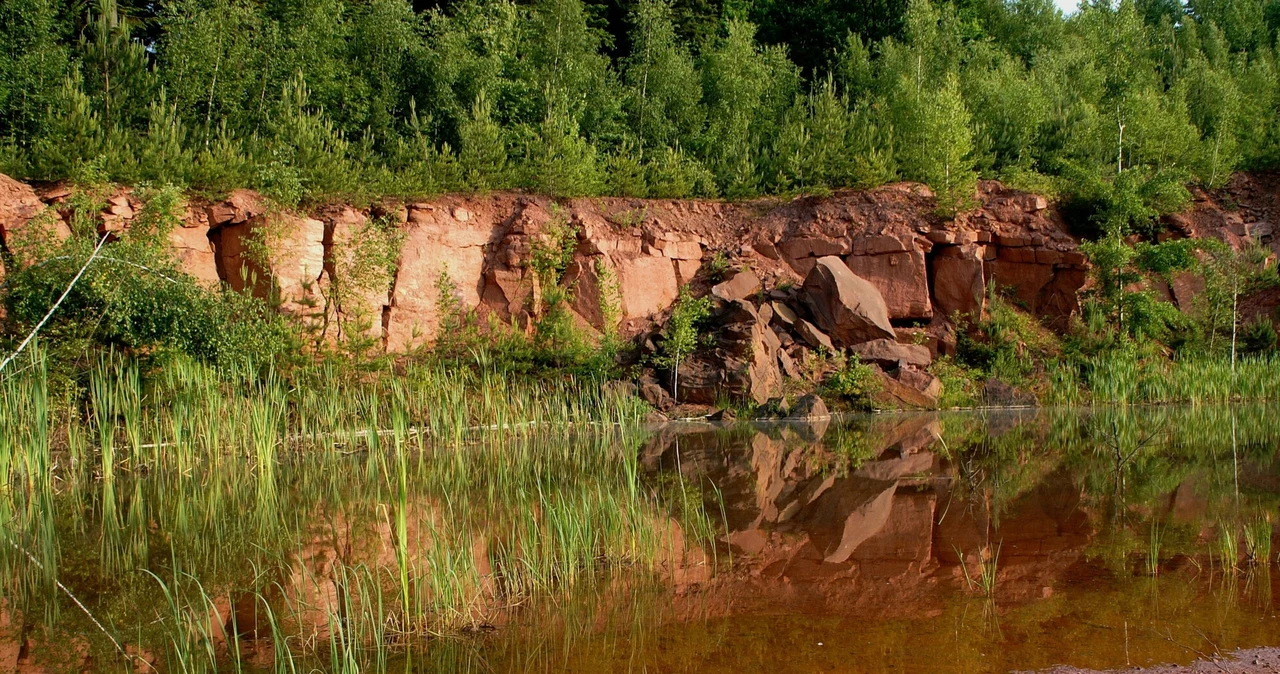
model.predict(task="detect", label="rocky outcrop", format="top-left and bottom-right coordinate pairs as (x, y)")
top-left (801, 256), bottom-right (896, 346)
top-left (0, 175), bottom-right (1092, 350)
top-left (677, 299), bottom-right (783, 405)
top-left (5, 172), bottom-right (1275, 404)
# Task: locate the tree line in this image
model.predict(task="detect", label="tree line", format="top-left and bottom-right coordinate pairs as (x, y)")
top-left (2, 0), bottom-right (1279, 229)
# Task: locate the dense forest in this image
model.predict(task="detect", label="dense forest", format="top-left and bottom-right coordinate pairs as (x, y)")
top-left (2, 0), bottom-right (1280, 226)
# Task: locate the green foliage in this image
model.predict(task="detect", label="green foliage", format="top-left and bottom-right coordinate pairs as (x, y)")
top-left (654, 287), bottom-right (712, 398)
top-left (821, 353), bottom-right (880, 409)
top-left (0, 0), bottom-right (1277, 207)
top-left (956, 292), bottom-right (1060, 387)
top-left (1240, 316), bottom-right (1279, 355)
top-left (1077, 233), bottom-right (1195, 342)
top-left (1, 188), bottom-right (293, 369)
top-left (890, 72), bottom-right (977, 213)
top-left (1192, 240), bottom-right (1278, 357)
top-left (529, 214), bottom-right (580, 284)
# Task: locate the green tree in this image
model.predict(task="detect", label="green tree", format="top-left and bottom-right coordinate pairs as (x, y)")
top-left (699, 19), bottom-right (799, 197)
top-left (457, 91), bottom-right (509, 191)
top-left (0, 0), bottom-right (71, 146)
top-left (655, 286), bottom-right (712, 399)
top-left (78, 0), bottom-right (155, 133)
top-left (1199, 241), bottom-right (1277, 368)
top-left (521, 95), bottom-right (602, 197)
top-left (892, 73), bottom-right (976, 213)
top-left (622, 0), bottom-right (704, 152)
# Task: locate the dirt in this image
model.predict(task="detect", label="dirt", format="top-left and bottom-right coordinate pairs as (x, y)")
top-left (1024, 648), bottom-right (1280, 673)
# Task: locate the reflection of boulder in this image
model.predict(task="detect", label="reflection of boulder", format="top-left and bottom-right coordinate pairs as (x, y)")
top-left (856, 452), bottom-right (935, 482)
top-left (849, 490), bottom-right (937, 569)
top-left (807, 479), bottom-right (898, 563)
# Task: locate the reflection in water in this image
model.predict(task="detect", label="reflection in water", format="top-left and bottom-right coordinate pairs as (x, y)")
top-left (1, 406), bottom-right (1278, 673)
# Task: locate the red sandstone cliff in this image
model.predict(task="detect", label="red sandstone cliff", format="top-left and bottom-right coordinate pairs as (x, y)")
top-left (2, 172), bottom-right (1276, 406)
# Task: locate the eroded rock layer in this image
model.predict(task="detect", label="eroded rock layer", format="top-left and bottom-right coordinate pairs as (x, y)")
top-left (3, 173), bottom-right (1277, 405)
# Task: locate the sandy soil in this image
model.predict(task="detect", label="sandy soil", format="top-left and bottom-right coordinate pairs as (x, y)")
top-left (1024, 648), bottom-right (1280, 673)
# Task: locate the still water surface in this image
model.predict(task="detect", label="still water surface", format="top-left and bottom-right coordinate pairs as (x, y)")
top-left (3, 405), bottom-right (1278, 673)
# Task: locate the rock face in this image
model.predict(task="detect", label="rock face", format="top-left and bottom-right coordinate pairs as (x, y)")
top-left (218, 213), bottom-right (327, 322)
top-left (0, 175), bottom-right (47, 245)
top-left (931, 244), bottom-right (985, 319)
top-left (850, 339), bottom-right (932, 369)
top-left (847, 234), bottom-right (931, 320)
top-left (801, 257), bottom-right (896, 347)
top-left (679, 300), bottom-right (783, 405)
top-left (5, 172), bottom-right (1274, 405)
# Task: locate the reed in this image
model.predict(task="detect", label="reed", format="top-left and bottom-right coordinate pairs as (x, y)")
top-left (1244, 513), bottom-right (1273, 566)
top-left (1146, 521), bottom-right (1163, 577)
top-left (1084, 353), bottom-right (1280, 406)
top-left (1217, 522), bottom-right (1240, 574)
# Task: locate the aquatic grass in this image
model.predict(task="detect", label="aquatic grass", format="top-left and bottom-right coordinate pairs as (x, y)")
top-left (1146, 521), bottom-right (1164, 577)
top-left (1083, 353), bottom-right (1280, 406)
top-left (955, 542), bottom-right (1001, 597)
top-left (1243, 513), bottom-right (1272, 566)
top-left (2, 349), bottom-right (695, 671)
top-left (1217, 522), bottom-right (1239, 574)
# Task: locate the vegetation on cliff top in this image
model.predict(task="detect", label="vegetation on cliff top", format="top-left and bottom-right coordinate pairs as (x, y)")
top-left (1, 0), bottom-right (1278, 220)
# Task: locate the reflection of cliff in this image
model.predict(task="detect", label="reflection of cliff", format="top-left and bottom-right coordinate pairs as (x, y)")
top-left (640, 413), bottom-right (1100, 618)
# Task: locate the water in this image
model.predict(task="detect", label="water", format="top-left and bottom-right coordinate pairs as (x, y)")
top-left (2, 405), bottom-right (1278, 673)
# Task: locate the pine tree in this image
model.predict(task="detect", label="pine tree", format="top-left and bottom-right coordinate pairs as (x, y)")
top-left (893, 73), bottom-right (976, 213)
top-left (458, 91), bottom-right (509, 191)
top-left (134, 91), bottom-right (195, 185)
top-left (519, 0), bottom-right (621, 140)
top-left (700, 19), bottom-right (799, 197)
top-left (78, 0), bottom-right (155, 133)
top-left (30, 78), bottom-right (108, 179)
top-left (522, 94), bottom-right (602, 197)
top-left (264, 76), bottom-right (354, 203)
top-left (0, 0), bottom-right (71, 144)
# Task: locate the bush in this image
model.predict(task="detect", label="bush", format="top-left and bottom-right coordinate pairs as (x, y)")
top-left (955, 292), bottom-right (1059, 387)
top-left (822, 353), bottom-right (879, 409)
top-left (1241, 316), bottom-right (1279, 356)
top-left (1, 187), bottom-right (294, 371)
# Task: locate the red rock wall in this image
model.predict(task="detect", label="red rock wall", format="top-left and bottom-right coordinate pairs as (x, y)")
top-left (21, 173), bottom-right (1273, 351)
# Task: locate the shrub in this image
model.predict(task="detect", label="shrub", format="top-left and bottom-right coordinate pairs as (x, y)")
top-left (822, 353), bottom-right (879, 409)
top-left (1240, 316), bottom-right (1279, 356)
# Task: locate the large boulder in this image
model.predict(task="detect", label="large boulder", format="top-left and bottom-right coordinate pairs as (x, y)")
top-left (874, 369), bottom-right (940, 409)
top-left (788, 393), bottom-right (830, 419)
top-left (711, 269), bottom-right (761, 302)
top-left (796, 319), bottom-right (834, 352)
top-left (801, 256), bottom-right (895, 346)
top-left (677, 300), bottom-right (783, 405)
top-left (982, 379), bottom-right (1036, 407)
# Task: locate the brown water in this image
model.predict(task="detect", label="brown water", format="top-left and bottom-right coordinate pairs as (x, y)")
top-left (2, 406), bottom-right (1278, 673)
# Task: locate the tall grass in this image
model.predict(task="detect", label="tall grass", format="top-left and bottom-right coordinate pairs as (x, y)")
top-left (0, 347), bottom-right (708, 672)
top-left (1082, 353), bottom-right (1280, 406)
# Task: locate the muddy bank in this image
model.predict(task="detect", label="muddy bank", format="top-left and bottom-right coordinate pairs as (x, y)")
top-left (1024, 648), bottom-right (1280, 673)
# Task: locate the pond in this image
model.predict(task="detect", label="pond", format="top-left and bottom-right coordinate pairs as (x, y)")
top-left (2, 405), bottom-right (1278, 673)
